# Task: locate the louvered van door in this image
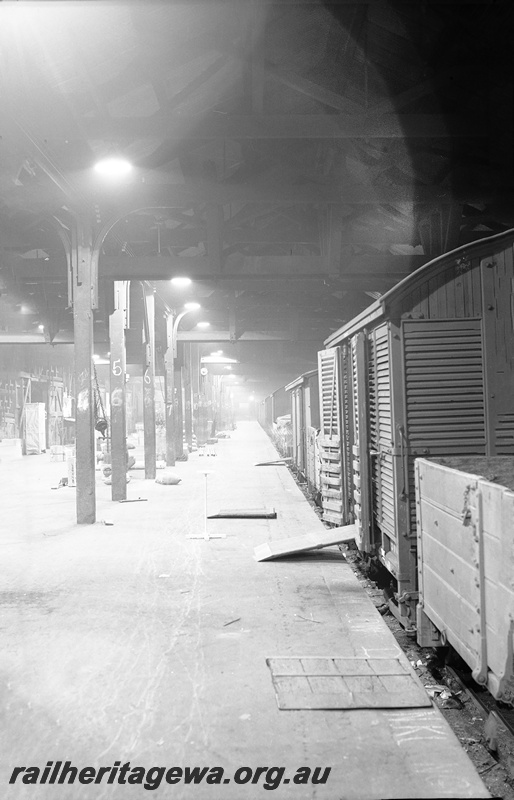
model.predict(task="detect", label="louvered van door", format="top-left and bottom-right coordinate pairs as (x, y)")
top-left (340, 344), bottom-right (353, 524)
top-left (403, 318), bottom-right (486, 531)
top-left (318, 348), bottom-right (343, 525)
top-left (369, 325), bottom-right (396, 548)
top-left (295, 388), bottom-right (305, 473)
top-left (290, 388), bottom-right (299, 470)
top-left (351, 332), bottom-right (371, 551)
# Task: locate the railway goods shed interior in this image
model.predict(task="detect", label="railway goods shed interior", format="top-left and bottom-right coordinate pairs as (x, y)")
top-left (1, 1), bottom-right (514, 798)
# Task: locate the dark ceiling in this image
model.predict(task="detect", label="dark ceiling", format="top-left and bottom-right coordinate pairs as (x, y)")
top-left (1, 0), bottom-right (514, 396)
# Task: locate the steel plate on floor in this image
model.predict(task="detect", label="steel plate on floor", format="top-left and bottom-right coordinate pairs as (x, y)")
top-left (254, 525), bottom-right (357, 561)
top-left (266, 657), bottom-right (432, 709)
top-left (208, 508), bottom-right (277, 519)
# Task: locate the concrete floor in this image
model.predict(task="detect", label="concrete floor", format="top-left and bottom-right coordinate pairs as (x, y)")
top-left (1, 422), bottom-right (489, 799)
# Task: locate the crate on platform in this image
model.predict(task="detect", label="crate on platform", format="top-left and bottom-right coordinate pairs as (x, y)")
top-left (50, 445), bottom-right (66, 462)
top-left (67, 455), bottom-right (77, 487)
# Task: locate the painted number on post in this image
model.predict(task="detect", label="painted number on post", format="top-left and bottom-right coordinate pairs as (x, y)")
top-left (112, 359), bottom-right (122, 376)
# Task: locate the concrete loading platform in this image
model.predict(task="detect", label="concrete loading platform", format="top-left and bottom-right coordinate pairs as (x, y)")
top-left (1, 422), bottom-right (489, 799)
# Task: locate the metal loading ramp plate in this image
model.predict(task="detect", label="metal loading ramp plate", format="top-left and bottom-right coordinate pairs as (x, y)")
top-left (266, 657), bottom-right (432, 710)
top-left (208, 508), bottom-right (277, 519)
top-left (254, 525), bottom-right (356, 561)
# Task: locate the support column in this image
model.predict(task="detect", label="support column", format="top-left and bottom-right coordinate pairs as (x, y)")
top-left (164, 313), bottom-right (176, 466)
top-left (174, 349), bottom-right (184, 459)
top-left (109, 281), bottom-right (128, 501)
top-left (191, 344), bottom-right (200, 446)
top-left (197, 369), bottom-right (210, 445)
top-left (183, 342), bottom-right (193, 452)
top-left (72, 216), bottom-right (96, 523)
top-left (143, 285), bottom-right (156, 479)
top-left (219, 377), bottom-right (225, 431)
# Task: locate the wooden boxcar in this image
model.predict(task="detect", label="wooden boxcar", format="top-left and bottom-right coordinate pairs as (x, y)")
top-left (259, 386), bottom-right (289, 429)
top-left (319, 229), bottom-right (514, 630)
top-left (285, 369), bottom-right (320, 491)
top-left (259, 385), bottom-right (292, 457)
top-left (416, 456), bottom-right (514, 700)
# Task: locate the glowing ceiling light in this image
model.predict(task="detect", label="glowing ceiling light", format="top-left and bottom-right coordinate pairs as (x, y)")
top-left (171, 276), bottom-right (192, 288)
top-left (196, 321), bottom-right (210, 329)
top-left (38, 324), bottom-right (45, 332)
top-left (93, 156), bottom-right (133, 178)
top-left (184, 302), bottom-right (200, 311)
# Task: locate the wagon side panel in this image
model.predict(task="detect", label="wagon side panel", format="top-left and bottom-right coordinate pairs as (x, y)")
top-left (416, 459), bottom-right (485, 675)
top-left (480, 480), bottom-right (514, 701)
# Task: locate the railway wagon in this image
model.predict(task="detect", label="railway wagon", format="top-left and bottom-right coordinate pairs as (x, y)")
top-left (416, 456), bottom-right (514, 700)
top-left (259, 386), bottom-right (292, 457)
top-left (285, 369), bottom-right (320, 492)
top-left (259, 394), bottom-right (273, 429)
top-left (260, 386), bottom-right (289, 429)
top-left (319, 229), bottom-right (514, 631)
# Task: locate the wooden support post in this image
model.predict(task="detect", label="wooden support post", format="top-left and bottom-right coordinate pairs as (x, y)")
top-left (183, 342), bottom-right (193, 452)
top-left (174, 348), bottom-right (184, 459)
top-left (143, 285), bottom-right (156, 479)
top-left (72, 216), bottom-right (96, 523)
top-left (164, 313), bottom-right (176, 466)
top-left (191, 344), bottom-right (200, 445)
top-left (197, 368), bottom-right (209, 446)
top-left (109, 281), bottom-right (128, 501)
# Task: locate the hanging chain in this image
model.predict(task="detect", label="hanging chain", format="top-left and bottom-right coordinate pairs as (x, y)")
top-left (93, 362), bottom-right (109, 437)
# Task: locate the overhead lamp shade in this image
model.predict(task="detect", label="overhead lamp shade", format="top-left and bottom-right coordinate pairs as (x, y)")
top-left (93, 156), bottom-right (133, 178)
top-left (171, 277), bottom-right (192, 288)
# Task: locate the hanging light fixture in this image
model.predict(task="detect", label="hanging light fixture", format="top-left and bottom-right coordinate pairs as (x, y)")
top-left (93, 155), bottom-right (133, 178)
top-left (171, 277), bottom-right (192, 288)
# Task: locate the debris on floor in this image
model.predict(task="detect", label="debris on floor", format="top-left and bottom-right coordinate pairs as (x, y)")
top-left (51, 477), bottom-right (69, 489)
top-left (119, 498), bottom-right (147, 503)
top-left (155, 472), bottom-right (181, 485)
top-left (295, 613), bottom-right (322, 624)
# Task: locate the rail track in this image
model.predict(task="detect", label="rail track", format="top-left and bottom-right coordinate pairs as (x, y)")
top-left (446, 664), bottom-right (514, 742)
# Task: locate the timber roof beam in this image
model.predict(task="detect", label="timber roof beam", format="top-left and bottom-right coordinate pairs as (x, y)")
top-left (79, 112), bottom-right (485, 140)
